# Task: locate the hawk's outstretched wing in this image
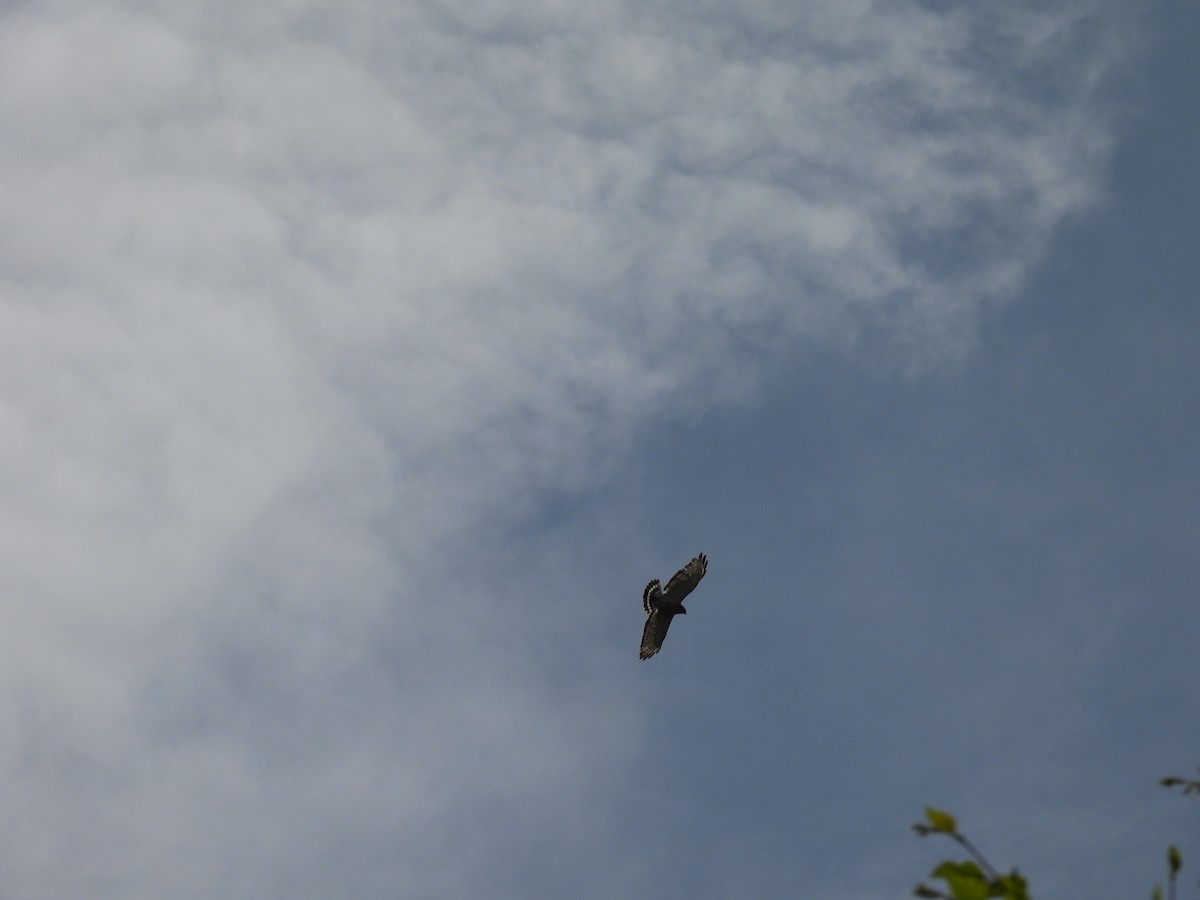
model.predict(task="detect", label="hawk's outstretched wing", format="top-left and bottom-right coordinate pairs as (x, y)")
top-left (663, 553), bottom-right (707, 602)
top-left (639, 608), bottom-right (675, 660)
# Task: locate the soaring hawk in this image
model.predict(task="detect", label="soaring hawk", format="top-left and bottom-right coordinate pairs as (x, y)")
top-left (639, 553), bottom-right (707, 660)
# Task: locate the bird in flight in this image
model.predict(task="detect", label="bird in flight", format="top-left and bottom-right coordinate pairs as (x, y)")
top-left (640, 553), bottom-right (707, 660)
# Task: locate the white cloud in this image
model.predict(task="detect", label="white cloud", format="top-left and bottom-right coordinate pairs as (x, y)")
top-left (0, 0), bottom-right (1131, 895)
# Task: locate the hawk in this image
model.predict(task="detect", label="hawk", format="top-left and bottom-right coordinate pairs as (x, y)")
top-left (639, 553), bottom-right (707, 660)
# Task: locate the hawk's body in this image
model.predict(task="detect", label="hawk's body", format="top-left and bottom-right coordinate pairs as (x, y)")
top-left (639, 553), bottom-right (707, 660)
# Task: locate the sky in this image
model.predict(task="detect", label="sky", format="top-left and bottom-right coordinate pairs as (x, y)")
top-left (2, 0), bottom-right (1198, 897)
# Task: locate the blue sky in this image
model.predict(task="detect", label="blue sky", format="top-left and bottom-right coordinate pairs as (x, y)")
top-left (3, 0), bottom-right (1198, 897)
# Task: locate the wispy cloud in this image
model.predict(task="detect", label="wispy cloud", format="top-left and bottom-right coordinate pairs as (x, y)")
top-left (0, 0), bottom-right (1131, 895)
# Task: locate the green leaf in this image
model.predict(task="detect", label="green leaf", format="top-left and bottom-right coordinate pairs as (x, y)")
top-left (993, 871), bottom-right (1030, 900)
top-left (932, 861), bottom-right (984, 881)
top-left (949, 875), bottom-right (989, 900)
top-left (925, 807), bottom-right (959, 834)
top-left (1169, 845), bottom-right (1182, 874)
top-left (930, 861), bottom-right (988, 900)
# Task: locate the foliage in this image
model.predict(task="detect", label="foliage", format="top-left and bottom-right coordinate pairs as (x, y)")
top-left (1162, 771), bottom-right (1200, 797)
top-left (911, 807), bottom-right (1030, 900)
top-left (913, 772), bottom-right (1194, 900)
